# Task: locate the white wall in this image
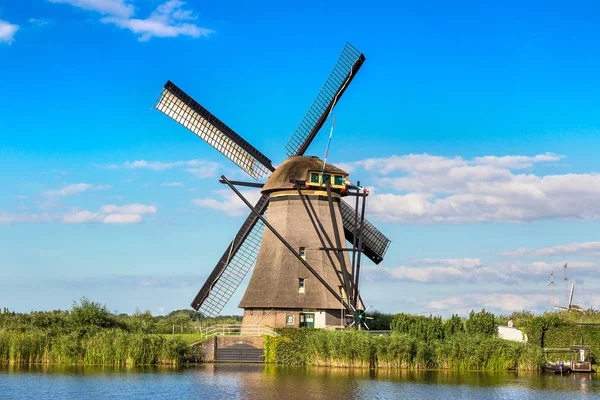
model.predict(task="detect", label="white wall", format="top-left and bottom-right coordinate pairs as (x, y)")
top-left (315, 311), bottom-right (327, 328)
top-left (498, 326), bottom-right (526, 342)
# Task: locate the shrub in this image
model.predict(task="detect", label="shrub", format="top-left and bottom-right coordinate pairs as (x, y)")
top-left (466, 309), bottom-right (497, 337)
top-left (390, 314), bottom-right (444, 342)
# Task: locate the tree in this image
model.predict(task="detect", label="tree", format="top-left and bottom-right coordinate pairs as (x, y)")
top-left (70, 298), bottom-right (118, 331)
top-left (466, 309), bottom-right (497, 337)
top-left (444, 314), bottom-right (464, 337)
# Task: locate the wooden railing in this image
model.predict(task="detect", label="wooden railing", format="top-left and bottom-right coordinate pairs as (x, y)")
top-left (201, 324), bottom-right (277, 339)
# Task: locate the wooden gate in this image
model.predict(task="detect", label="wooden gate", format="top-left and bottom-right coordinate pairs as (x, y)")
top-left (216, 343), bottom-right (264, 363)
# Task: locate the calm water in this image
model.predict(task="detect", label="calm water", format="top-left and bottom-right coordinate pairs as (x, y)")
top-left (0, 364), bottom-right (599, 399)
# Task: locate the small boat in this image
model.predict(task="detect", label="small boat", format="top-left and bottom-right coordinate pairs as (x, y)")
top-left (543, 363), bottom-right (572, 374)
top-left (543, 345), bottom-right (593, 373)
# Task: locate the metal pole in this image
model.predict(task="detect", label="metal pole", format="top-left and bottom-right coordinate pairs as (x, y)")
top-left (221, 175), bottom-right (350, 310)
top-left (351, 183), bottom-right (360, 284)
top-left (325, 180), bottom-right (353, 309)
top-left (354, 190), bottom-right (367, 310)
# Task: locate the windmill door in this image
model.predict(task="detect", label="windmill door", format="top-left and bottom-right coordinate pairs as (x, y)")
top-left (303, 313), bottom-right (315, 328)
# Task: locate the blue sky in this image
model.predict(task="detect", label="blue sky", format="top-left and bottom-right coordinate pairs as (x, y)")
top-left (1, 0), bottom-right (600, 316)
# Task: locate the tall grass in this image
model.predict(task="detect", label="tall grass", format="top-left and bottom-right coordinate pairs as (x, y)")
top-left (266, 329), bottom-right (544, 371)
top-left (435, 334), bottom-right (543, 371)
top-left (309, 329), bottom-right (373, 368)
top-left (0, 329), bottom-right (191, 366)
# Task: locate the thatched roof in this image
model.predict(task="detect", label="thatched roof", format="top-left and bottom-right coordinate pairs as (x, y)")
top-left (262, 156), bottom-right (348, 194)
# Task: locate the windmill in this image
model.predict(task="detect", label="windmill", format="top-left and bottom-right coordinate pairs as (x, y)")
top-left (153, 43), bottom-right (390, 329)
top-left (549, 271), bottom-right (555, 311)
top-left (554, 283), bottom-right (585, 313)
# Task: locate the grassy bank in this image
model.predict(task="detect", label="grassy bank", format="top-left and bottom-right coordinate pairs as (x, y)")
top-left (3, 300), bottom-right (598, 369)
top-left (265, 309), bottom-right (599, 371)
top-left (0, 299), bottom-right (220, 366)
top-left (0, 330), bottom-right (192, 365)
top-left (265, 328), bottom-right (544, 371)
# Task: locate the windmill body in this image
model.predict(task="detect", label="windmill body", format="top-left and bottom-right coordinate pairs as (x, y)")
top-left (153, 43), bottom-right (391, 328)
top-left (239, 156), bottom-right (359, 328)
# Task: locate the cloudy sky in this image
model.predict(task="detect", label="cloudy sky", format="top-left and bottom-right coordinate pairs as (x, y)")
top-left (1, 0), bottom-right (599, 316)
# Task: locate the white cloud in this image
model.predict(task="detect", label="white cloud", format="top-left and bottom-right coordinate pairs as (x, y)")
top-left (51, 0), bottom-right (213, 41)
top-left (426, 293), bottom-right (549, 314)
top-left (502, 260), bottom-right (597, 280)
top-left (122, 160), bottom-right (182, 170)
top-left (503, 242), bottom-right (600, 257)
top-left (62, 210), bottom-right (103, 223)
top-left (103, 213), bottom-right (142, 224)
top-left (100, 203), bottom-right (157, 215)
top-left (2, 203), bottom-right (156, 225)
top-left (0, 212), bottom-right (48, 224)
top-left (362, 256), bottom-right (600, 285)
top-left (115, 159), bottom-right (220, 178)
top-left (472, 153), bottom-right (563, 169)
top-left (191, 189), bottom-right (262, 217)
top-left (161, 182), bottom-right (184, 187)
top-left (353, 152), bottom-right (561, 176)
top-left (0, 20), bottom-right (19, 44)
top-left (44, 183), bottom-right (110, 197)
top-left (48, 0), bottom-right (134, 18)
top-left (412, 258), bottom-right (483, 269)
top-left (346, 153), bottom-right (600, 223)
top-left (185, 165), bottom-right (220, 178)
top-left (364, 258), bottom-right (505, 284)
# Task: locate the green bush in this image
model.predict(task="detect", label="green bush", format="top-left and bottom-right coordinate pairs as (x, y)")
top-left (443, 314), bottom-right (464, 337)
top-left (390, 314), bottom-right (444, 342)
top-left (466, 309), bottom-right (497, 337)
top-left (367, 311), bottom-right (394, 330)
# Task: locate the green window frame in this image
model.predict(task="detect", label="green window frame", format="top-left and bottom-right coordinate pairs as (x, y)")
top-left (334, 175), bottom-right (344, 185)
top-left (322, 174), bottom-right (331, 184)
top-left (310, 173), bottom-right (320, 183)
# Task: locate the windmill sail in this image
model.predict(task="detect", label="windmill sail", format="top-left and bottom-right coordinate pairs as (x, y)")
top-left (339, 201), bottom-right (390, 264)
top-left (568, 283), bottom-right (575, 308)
top-left (285, 43), bottom-right (366, 157)
top-left (191, 194), bottom-right (269, 315)
top-left (154, 81), bottom-right (274, 180)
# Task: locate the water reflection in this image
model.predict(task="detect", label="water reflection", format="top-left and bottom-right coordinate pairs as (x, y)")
top-left (0, 363), bottom-right (598, 400)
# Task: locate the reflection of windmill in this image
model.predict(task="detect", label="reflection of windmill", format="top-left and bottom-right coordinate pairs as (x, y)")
top-left (554, 283), bottom-right (585, 313)
top-left (153, 43), bottom-right (390, 329)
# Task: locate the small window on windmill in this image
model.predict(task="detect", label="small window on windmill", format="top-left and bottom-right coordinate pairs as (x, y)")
top-left (334, 175), bottom-right (344, 186)
top-left (286, 314), bottom-right (294, 326)
top-left (299, 247), bottom-right (306, 260)
top-left (298, 279), bottom-right (305, 293)
top-left (322, 174), bottom-right (331, 184)
top-left (310, 173), bottom-right (320, 183)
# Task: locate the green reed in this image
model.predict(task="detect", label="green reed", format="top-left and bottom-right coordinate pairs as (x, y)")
top-left (0, 329), bottom-right (191, 366)
top-left (266, 329), bottom-right (544, 371)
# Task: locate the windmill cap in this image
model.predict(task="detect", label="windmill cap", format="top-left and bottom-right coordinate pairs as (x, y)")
top-left (262, 156), bottom-right (348, 194)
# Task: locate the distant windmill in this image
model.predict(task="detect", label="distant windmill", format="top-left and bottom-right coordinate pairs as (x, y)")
top-left (563, 263), bottom-right (569, 304)
top-left (152, 43), bottom-right (391, 329)
top-left (549, 271), bottom-right (555, 311)
top-left (554, 283), bottom-right (585, 313)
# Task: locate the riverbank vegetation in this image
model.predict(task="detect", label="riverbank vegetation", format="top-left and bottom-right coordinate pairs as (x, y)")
top-left (265, 309), bottom-right (600, 371)
top-left (2, 299), bottom-right (598, 370)
top-left (0, 298), bottom-right (239, 366)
